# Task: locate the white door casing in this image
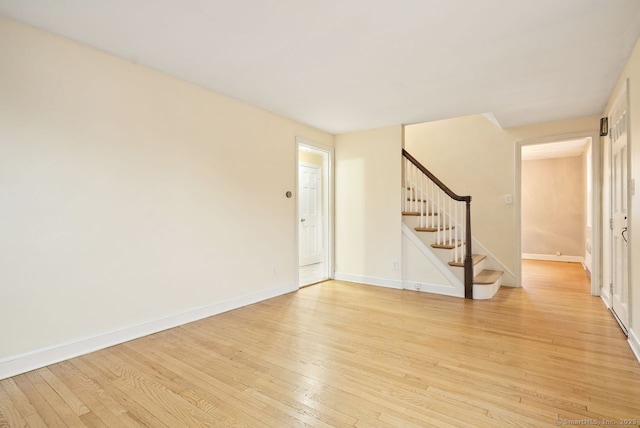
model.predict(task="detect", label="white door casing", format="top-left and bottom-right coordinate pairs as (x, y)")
top-left (299, 163), bottom-right (323, 266)
top-left (610, 82), bottom-right (630, 332)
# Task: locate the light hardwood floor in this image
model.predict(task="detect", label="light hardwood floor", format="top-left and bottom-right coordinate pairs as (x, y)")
top-left (1, 260), bottom-right (639, 427)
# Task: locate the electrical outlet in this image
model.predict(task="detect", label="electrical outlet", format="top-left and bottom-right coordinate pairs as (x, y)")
top-left (505, 194), bottom-right (513, 205)
top-left (392, 261), bottom-right (399, 270)
top-left (415, 283), bottom-right (421, 291)
top-left (272, 265), bottom-right (277, 276)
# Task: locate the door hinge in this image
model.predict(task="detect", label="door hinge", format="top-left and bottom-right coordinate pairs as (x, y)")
top-left (610, 218), bottom-right (614, 230)
top-left (610, 282), bottom-right (614, 293)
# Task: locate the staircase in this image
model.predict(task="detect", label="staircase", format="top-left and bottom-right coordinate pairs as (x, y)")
top-left (402, 149), bottom-right (503, 299)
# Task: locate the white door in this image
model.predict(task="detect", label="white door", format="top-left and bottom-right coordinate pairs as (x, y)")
top-left (610, 85), bottom-right (630, 332)
top-left (299, 164), bottom-right (322, 266)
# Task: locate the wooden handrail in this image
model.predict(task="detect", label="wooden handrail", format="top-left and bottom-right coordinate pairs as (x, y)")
top-left (402, 149), bottom-right (471, 203)
top-left (402, 149), bottom-right (474, 298)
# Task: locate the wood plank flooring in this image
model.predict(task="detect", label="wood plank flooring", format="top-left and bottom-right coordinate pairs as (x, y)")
top-left (1, 260), bottom-right (639, 427)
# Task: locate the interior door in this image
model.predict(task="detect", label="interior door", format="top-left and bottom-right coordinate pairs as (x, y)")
top-left (299, 164), bottom-right (322, 266)
top-left (610, 85), bottom-right (630, 332)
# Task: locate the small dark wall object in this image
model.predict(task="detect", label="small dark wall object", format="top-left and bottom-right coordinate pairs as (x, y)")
top-left (600, 117), bottom-right (609, 136)
top-left (285, 191), bottom-right (292, 198)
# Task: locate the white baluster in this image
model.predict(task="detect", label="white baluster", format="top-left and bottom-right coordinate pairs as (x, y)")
top-left (460, 202), bottom-right (464, 261)
top-left (458, 202), bottom-right (462, 261)
top-left (420, 172), bottom-right (424, 228)
top-left (402, 158), bottom-right (406, 213)
top-left (411, 164), bottom-right (416, 213)
top-left (408, 161), bottom-right (412, 213)
top-left (454, 200), bottom-right (458, 262)
top-left (447, 196), bottom-right (452, 244)
top-left (429, 179), bottom-right (433, 228)
top-left (437, 188), bottom-right (441, 244)
top-left (459, 202), bottom-right (462, 262)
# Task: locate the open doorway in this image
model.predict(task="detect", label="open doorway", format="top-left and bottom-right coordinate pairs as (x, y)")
top-left (517, 135), bottom-right (599, 294)
top-left (297, 139), bottom-right (333, 287)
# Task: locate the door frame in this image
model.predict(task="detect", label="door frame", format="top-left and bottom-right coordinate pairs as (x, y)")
top-left (515, 130), bottom-right (602, 295)
top-left (603, 79), bottom-right (631, 332)
top-left (295, 137), bottom-right (334, 287)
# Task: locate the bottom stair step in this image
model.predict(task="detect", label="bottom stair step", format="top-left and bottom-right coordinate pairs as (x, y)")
top-left (474, 269), bottom-right (503, 284)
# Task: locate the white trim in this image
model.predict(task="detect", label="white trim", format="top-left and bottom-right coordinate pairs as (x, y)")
top-left (404, 282), bottom-right (463, 298)
top-left (628, 328), bottom-right (640, 364)
top-left (401, 223), bottom-right (463, 289)
top-left (606, 80), bottom-right (632, 332)
top-left (600, 286), bottom-right (612, 308)
top-left (522, 253), bottom-right (585, 263)
top-left (334, 272), bottom-right (403, 290)
top-left (516, 130), bottom-right (601, 295)
top-left (296, 138), bottom-right (335, 287)
top-left (0, 282), bottom-right (297, 381)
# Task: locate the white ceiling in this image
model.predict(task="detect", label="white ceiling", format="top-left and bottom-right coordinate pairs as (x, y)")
top-left (521, 138), bottom-right (590, 161)
top-left (1, 0), bottom-right (639, 134)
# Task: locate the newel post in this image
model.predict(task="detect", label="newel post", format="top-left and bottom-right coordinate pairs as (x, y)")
top-left (464, 198), bottom-right (473, 299)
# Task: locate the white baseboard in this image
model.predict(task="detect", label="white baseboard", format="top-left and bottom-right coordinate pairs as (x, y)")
top-left (629, 328), bottom-right (640, 364)
top-left (334, 272), bottom-right (403, 290)
top-left (403, 281), bottom-right (463, 298)
top-left (0, 282), bottom-right (297, 381)
top-left (522, 253), bottom-right (584, 263)
top-left (600, 291), bottom-right (612, 309)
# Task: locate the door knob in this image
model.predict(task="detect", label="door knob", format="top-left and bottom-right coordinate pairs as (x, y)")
top-left (300, 218), bottom-right (306, 222)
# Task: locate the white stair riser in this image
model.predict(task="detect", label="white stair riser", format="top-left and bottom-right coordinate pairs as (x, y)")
top-left (473, 276), bottom-right (502, 300)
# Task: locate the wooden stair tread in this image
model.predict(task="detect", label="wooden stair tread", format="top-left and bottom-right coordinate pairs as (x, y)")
top-left (431, 240), bottom-right (463, 249)
top-left (402, 211), bottom-right (437, 216)
top-left (448, 254), bottom-right (486, 267)
top-left (415, 226), bottom-right (454, 232)
top-left (474, 269), bottom-right (503, 284)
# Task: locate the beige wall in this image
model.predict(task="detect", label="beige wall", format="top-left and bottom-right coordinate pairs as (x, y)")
top-left (521, 156), bottom-right (585, 257)
top-left (0, 16), bottom-right (333, 362)
top-left (298, 150), bottom-right (324, 166)
top-left (335, 125), bottom-right (403, 286)
top-left (507, 116), bottom-right (600, 141)
top-left (603, 36), bottom-right (640, 345)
